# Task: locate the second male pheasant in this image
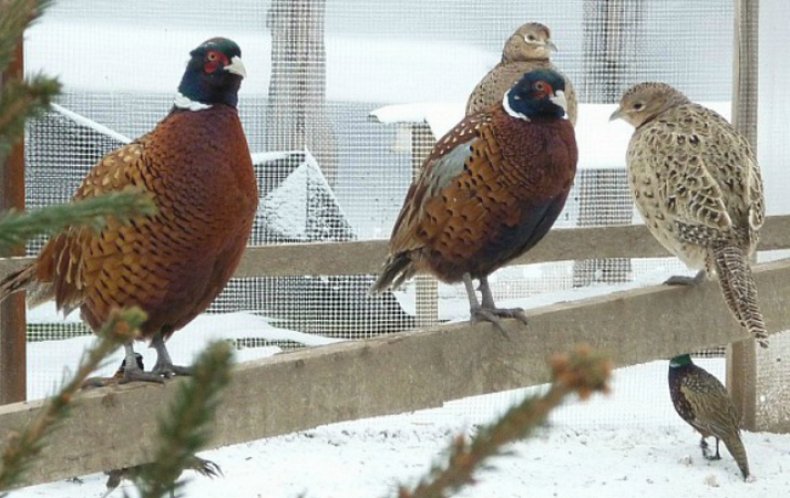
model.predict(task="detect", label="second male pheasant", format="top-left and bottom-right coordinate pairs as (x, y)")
top-left (611, 82), bottom-right (767, 347)
top-left (372, 69), bottom-right (577, 330)
top-left (0, 38), bottom-right (259, 382)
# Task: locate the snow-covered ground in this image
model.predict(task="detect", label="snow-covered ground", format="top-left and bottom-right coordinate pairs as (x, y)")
top-left (14, 355), bottom-right (790, 498)
top-left (12, 259), bottom-right (790, 498)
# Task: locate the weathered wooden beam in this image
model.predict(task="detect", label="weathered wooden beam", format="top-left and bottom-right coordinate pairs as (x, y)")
top-left (4, 215), bottom-right (790, 281)
top-left (727, 0), bottom-right (761, 430)
top-left (230, 214), bottom-right (790, 276)
top-left (0, 40), bottom-right (27, 404)
top-left (2, 257), bottom-right (789, 488)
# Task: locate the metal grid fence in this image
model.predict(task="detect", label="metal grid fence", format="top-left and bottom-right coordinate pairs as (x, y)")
top-left (14, 0), bottom-right (790, 429)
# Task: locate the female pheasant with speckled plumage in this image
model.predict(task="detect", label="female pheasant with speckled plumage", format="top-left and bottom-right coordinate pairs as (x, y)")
top-left (611, 82), bottom-right (767, 347)
top-left (0, 38), bottom-right (258, 382)
top-left (371, 69), bottom-right (577, 330)
top-left (466, 23), bottom-right (577, 126)
top-left (669, 354), bottom-right (750, 479)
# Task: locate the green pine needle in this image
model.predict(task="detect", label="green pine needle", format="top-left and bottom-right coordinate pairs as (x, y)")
top-left (0, 0), bottom-right (54, 73)
top-left (0, 190), bottom-right (157, 251)
top-left (136, 341), bottom-right (234, 498)
top-left (0, 307), bottom-right (145, 495)
top-left (396, 345), bottom-right (613, 498)
top-left (0, 73), bottom-right (61, 155)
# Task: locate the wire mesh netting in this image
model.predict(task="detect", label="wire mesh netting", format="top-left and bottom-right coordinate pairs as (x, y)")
top-left (15, 0), bottom-right (790, 428)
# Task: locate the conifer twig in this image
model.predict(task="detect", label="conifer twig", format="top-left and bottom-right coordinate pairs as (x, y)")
top-left (0, 190), bottom-right (156, 250)
top-left (0, 74), bottom-right (60, 152)
top-left (0, 307), bottom-right (146, 495)
top-left (0, 0), bottom-right (60, 155)
top-left (397, 344), bottom-right (613, 498)
top-left (0, 0), bottom-right (53, 71)
top-left (136, 341), bottom-right (234, 498)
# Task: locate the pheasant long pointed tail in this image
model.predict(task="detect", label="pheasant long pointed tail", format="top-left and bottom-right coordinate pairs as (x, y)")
top-left (713, 244), bottom-right (768, 348)
top-left (0, 264), bottom-right (35, 304)
top-left (721, 432), bottom-right (750, 479)
top-left (370, 253), bottom-right (414, 294)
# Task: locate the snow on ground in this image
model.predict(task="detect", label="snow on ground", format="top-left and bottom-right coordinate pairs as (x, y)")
top-left (13, 357), bottom-right (790, 498)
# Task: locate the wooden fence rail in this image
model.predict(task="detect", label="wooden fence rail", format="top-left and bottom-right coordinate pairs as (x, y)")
top-left (1, 257), bottom-right (789, 488)
top-left (2, 215), bottom-right (790, 280)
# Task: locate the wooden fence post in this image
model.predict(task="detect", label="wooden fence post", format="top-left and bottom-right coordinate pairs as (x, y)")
top-left (0, 41), bottom-right (27, 404)
top-left (264, 0), bottom-right (338, 187)
top-left (726, 0), bottom-right (759, 430)
top-left (411, 123), bottom-right (438, 328)
top-left (574, 0), bottom-right (645, 287)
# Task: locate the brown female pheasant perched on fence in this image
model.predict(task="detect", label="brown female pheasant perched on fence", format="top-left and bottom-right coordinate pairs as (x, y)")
top-left (610, 82), bottom-right (767, 347)
top-left (371, 69), bottom-right (577, 331)
top-left (466, 22), bottom-right (577, 126)
top-left (0, 37), bottom-right (259, 382)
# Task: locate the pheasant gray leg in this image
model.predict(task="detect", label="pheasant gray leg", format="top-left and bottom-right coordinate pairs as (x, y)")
top-left (665, 269), bottom-right (706, 286)
top-left (700, 437), bottom-right (721, 461)
top-left (464, 273), bottom-right (504, 334)
top-left (121, 342), bottom-right (165, 384)
top-left (479, 275), bottom-right (528, 324)
top-left (151, 330), bottom-right (193, 378)
top-left (464, 273), bottom-right (524, 335)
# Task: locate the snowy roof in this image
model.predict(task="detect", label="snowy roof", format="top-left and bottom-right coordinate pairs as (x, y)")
top-left (24, 21), bottom-right (496, 104)
top-left (371, 101), bottom-right (732, 170)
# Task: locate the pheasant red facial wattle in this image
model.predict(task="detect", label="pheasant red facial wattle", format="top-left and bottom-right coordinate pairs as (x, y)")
top-left (372, 69), bottom-right (578, 332)
top-left (0, 37), bottom-right (259, 382)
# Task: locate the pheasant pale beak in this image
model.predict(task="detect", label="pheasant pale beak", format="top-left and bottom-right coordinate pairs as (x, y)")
top-left (609, 107), bottom-right (624, 122)
top-left (545, 40), bottom-right (558, 52)
top-left (224, 56), bottom-right (247, 78)
top-left (550, 90), bottom-right (568, 113)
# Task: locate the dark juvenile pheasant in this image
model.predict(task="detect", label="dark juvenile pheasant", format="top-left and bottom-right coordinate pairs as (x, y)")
top-left (466, 22), bottom-right (577, 126)
top-left (611, 82), bottom-right (767, 347)
top-left (371, 69), bottom-right (577, 329)
top-left (0, 38), bottom-right (258, 382)
top-left (669, 354), bottom-right (750, 479)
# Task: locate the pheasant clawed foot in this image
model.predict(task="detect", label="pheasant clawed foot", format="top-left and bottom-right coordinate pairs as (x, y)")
top-left (665, 270), bottom-right (706, 286)
top-left (700, 438), bottom-right (721, 461)
top-left (151, 360), bottom-right (193, 378)
top-left (470, 305), bottom-right (528, 336)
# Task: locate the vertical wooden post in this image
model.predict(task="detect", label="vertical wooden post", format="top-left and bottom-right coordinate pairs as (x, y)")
top-left (265, 0), bottom-right (338, 187)
top-left (0, 41), bottom-right (27, 404)
top-left (727, 0), bottom-right (759, 430)
top-left (574, 0), bottom-right (645, 287)
top-left (411, 123), bottom-right (438, 328)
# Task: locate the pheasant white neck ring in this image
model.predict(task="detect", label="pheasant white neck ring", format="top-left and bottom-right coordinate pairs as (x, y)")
top-left (502, 93), bottom-right (530, 121)
top-left (174, 92), bottom-right (213, 111)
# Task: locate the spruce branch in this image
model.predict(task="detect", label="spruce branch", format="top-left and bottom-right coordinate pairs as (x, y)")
top-left (0, 0), bottom-right (53, 72)
top-left (0, 189), bottom-right (157, 251)
top-left (0, 307), bottom-right (146, 495)
top-left (396, 344), bottom-right (613, 498)
top-left (0, 73), bottom-right (60, 154)
top-left (136, 341), bottom-right (234, 498)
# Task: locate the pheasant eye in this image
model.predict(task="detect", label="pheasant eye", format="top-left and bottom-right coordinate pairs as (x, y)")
top-left (633, 102), bottom-right (644, 110)
top-left (207, 51), bottom-right (219, 62)
top-left (526, 35), bottom-right (537, 41)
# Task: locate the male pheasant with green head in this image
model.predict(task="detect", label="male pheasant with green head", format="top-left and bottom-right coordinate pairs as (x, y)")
top-left (668, 354), bottom-right (750, 479)
top-left (0, 38), bottom-right (259, 382)
top-left (372, 69), bottom-right (577, 331)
